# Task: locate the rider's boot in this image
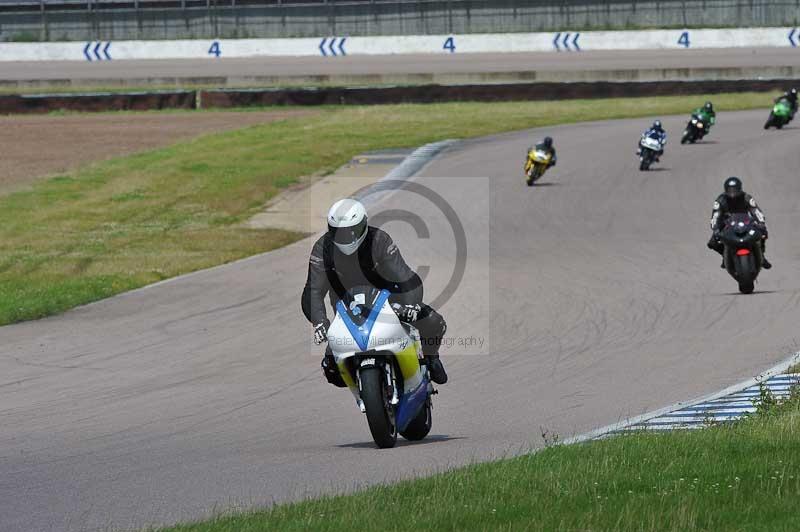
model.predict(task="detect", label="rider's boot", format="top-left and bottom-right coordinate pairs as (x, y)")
top-left (322, 349), bottom-right (347, 387)
top-left (426, 354), bottom-right (448, 385)
top-left (762, 257), bottom-right (772, 270)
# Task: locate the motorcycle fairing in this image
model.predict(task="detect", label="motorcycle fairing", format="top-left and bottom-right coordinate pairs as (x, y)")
top-left (396, 374), bottom-right (430, 431)
top-left (335, 289), bottom-right (391, 351)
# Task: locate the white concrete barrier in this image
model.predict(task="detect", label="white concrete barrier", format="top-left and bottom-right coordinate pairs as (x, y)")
top-left (1, 27), bottom-right (798, 62)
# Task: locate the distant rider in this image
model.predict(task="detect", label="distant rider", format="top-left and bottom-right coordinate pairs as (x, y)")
top-left (775, 88), bottom-right (798, 118)
top-left (637, 120), bottom-right (667, 160)
top-left (694, 101), bottom-right (717, 130)
top-left (528, 136), bottom-right (557, 168)
top-left (301, 198), bottom-right (449, 387)
top-left (707, 177), bottom-right (771, 270)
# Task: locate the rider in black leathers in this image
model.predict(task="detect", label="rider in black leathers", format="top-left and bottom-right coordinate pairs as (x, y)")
top-left (302, 200), bottom-right (448, 387)
top-left (707, 177), bottom-right (772, 270)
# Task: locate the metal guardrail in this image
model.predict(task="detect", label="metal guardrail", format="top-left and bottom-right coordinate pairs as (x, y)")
top-left (2, 0), bottom-right (797, 42)
top-left (0, 0), bottom-right (786, 12)
top-left (7, 0), bottom-right (419, 7)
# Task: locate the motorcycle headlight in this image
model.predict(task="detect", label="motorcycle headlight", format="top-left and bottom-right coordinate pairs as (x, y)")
top-left (691, 119), bottom-right (698, 124)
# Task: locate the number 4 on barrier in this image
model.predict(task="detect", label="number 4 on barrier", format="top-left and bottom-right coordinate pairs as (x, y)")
top-left (443, 36), bottom-right (456, 53)
top-left (208, 41), bottom-right (221, 58)
top-left (678, 31), bottom-right (690, 48)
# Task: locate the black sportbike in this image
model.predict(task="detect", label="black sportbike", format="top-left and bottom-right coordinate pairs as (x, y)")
top-left (718, 213), bottom-right (766, 294)
top-left (680, 114), bottom-right (709, 144)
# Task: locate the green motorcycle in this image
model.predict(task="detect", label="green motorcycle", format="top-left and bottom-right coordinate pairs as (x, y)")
top-left (764, 98), bottom-right (793, 129)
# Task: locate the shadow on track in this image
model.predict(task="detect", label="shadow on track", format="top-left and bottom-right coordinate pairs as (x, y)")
top-left (337, 434), bottom-right (465, 449)
top-left (714, 290), bottom-right (781, 297)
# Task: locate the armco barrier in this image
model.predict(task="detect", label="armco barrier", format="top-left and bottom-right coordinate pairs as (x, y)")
top-left (199, 80), bottom-right (794, 108)
top-left (1, 27), bottom-right (799, 62)
top-left (0, 90), bottom-right (196, 114)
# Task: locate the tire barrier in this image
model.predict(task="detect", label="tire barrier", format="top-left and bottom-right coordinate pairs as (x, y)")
top-left (199, 79), bottom-right (798, 108)
top-left (0, 90), bottom-right (196, 114)
top-left (1, 79), bottom-right (796, 114)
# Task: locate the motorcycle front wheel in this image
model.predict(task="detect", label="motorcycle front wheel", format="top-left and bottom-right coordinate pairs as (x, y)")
top-left (400, 399), bottom-right (432, 441)
top-left (360, 366), bottom-right (398, 448)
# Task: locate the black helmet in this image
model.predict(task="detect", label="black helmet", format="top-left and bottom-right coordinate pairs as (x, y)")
top-left (542, 136), bottom-right (553, 149)
top-left (705, 101), bottom-right (714, 112)
top-left (653, 120), bottom-right (662, 130)
top-left (724, 177), bottom-right (743, 200)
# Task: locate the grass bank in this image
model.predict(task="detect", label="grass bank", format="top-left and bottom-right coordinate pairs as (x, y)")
top-left (0, 92), bottom-right (775, 325)
top-left (163, 389), bottom-right (800, 532)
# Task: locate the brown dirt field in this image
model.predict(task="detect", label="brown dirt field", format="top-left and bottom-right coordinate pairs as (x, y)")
top-left (0, 110), bottom-right (313, 193)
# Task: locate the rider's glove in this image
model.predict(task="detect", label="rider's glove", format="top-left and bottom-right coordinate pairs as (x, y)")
top-left (392, 303), bottom-right (421, 323)
top-left (313, 320), bottom-right (329, 345)
top-left (707, 232), bottom-right (721, 249)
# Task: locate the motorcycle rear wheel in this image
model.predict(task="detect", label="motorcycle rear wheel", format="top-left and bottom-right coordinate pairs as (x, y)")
top-left (360, 366), bottom-right (398, 448)
top-left (738, 280), bottom-right (755, 294)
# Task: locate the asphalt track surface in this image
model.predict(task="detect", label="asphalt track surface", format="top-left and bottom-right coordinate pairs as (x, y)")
top-left (4, 48), bottom-right (800, 81)
top-left (3, 109), bottom-right (800, 531)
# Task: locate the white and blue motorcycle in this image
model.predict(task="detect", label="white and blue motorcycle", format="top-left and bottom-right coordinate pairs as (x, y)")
top-left (327, 286), bottom-right (435, 448)
top-left (638, 133), bottom-right (664, 171)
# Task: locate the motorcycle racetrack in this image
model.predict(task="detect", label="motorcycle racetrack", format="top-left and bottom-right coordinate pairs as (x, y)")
top-left (2, 109), bottom-right (800, 531)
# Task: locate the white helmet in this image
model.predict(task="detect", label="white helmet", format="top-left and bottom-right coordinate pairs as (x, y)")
top-left (327, 198), bottom-right (368, 255)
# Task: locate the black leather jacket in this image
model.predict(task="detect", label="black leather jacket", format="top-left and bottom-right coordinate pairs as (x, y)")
top-left (710, 193), bottom-right (766, 234)
top-left (301, 227), bottom-right (423, 326)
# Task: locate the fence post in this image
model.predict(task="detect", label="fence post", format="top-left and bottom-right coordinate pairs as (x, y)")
top-left (135, 0), bottom-right (140, 40)
top-left (329, 0), bottom-right (336, 38)
top-left (447, 0), bottom-right (453, 34)
top-left (39, 0), bottom-right (46, 41)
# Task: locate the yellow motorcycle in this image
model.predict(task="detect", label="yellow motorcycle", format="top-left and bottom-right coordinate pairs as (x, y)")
top-left (524, 148), bottom-right (552, 186)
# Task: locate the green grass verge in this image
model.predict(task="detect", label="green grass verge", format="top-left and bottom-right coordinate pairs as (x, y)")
top-left (163, 391), bottom-right (800, 532)
top-left (0, 92), bottom-right (776, 326)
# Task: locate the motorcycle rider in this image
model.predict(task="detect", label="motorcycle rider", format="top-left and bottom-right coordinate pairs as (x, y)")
top-left (637, 120), bottom-right (667, 160)
top-left (707, 177), bottom-right (771, 270)
top-left (775, 88), bottom-right (798, 118)
top-left (693, 101), bottom-right (717, 131)
top-left (302, 198), bottom-right (449, 387)
top-left (527, 136), bottom-right (557, 169)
